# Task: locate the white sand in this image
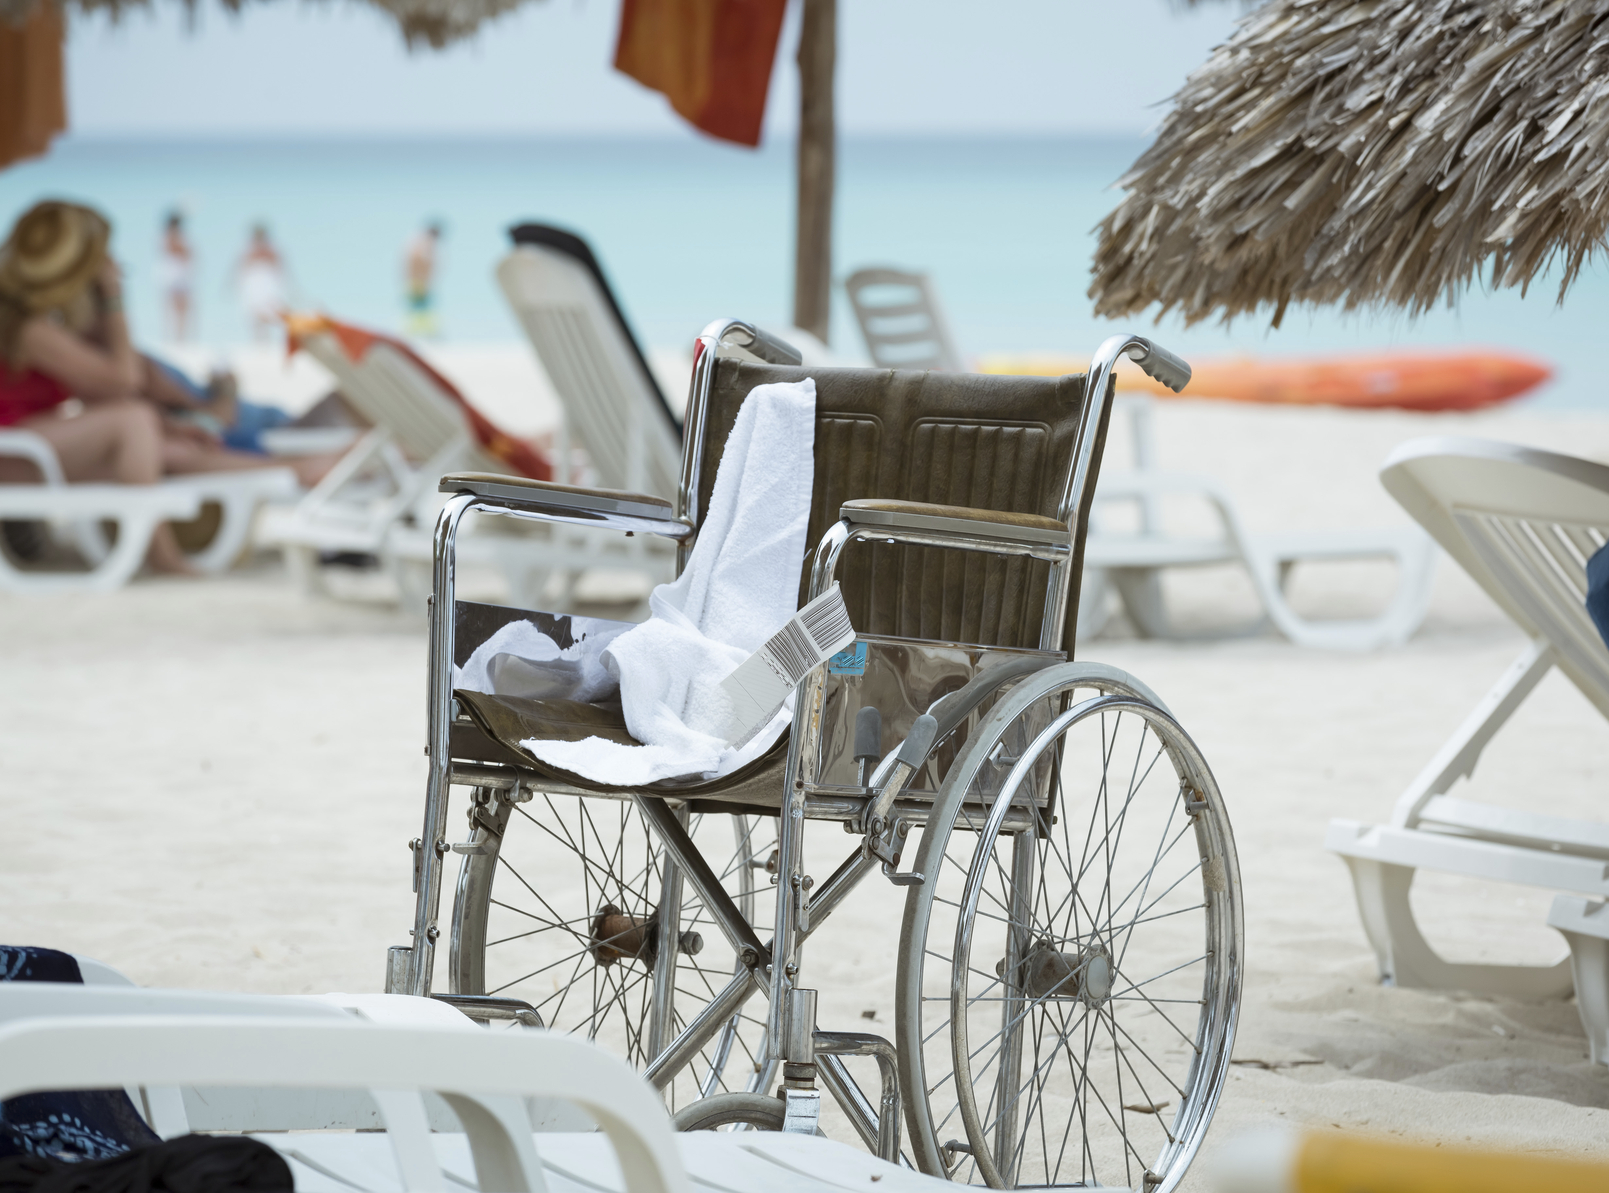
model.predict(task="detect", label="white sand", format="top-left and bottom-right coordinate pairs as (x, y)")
top-left (6, 394), bottom-right (1609, 1179)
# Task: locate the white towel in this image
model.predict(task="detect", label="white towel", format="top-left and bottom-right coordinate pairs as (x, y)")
top-left (514, 377), bottom-right (818, 785)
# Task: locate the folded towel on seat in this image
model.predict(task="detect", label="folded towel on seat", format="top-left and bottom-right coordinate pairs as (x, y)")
top-left (464, 378), bottom-right (818, 785)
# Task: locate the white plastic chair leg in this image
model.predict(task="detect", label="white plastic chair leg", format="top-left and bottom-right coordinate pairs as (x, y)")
top-left (1390, 639), bottom-right (1553, 827)
top-left (1242, 530), bottom-right (1438, 651)
top-left (182, 493), bottom-right (253, 574)
top-left (1547, 896), bottom-right (1609, 1065)
top-left (1341, 854), bottom-right (1573, 998)
top-left (435, 1092), bottom-right (548, 1193)
top-left (370, 1088), bottom-right (448, 1192)
top-left (1075, 567), bottom-right (1114, 641)
top-left (284, 543), bottom-right (330, 597)
top-left (0, 509), bottom-right (160, 594)
top-left (1109, 568), bottom-right (1171, 638)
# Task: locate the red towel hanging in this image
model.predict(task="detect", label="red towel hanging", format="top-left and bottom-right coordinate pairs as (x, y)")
top-left (613, 0), bottom-right (789, 147)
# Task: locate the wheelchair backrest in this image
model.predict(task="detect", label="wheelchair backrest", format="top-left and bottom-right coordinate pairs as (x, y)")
top-left (692, 358), bottom-right (1106, 655)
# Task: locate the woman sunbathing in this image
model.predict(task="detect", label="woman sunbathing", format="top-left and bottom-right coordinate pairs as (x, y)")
top-left (0, 200), bottom-right (331, 574)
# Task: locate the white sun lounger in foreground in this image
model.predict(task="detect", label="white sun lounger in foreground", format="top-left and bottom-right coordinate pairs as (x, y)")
top-left (0, 429), bottom-right (297, 593)
top-left (1325, 437), bottom-right (1609, 1060)
top-left (0, 981), bottom-right (940, 1193)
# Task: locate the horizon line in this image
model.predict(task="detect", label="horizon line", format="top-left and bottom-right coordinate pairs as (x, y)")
top-left (47, 128), bottom-right (1155, 145)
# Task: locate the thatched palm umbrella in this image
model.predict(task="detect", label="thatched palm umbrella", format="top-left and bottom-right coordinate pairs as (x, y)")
top-left (1, 0), bottom-right (524, 48)
top-left (1090, 0), bottom-right (1609, 327)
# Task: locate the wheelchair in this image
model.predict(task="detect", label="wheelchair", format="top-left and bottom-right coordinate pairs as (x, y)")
top-left (387, 323), bottom-right (1243, 1192)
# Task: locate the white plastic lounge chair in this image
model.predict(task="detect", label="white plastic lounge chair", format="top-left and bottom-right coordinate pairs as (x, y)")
top-left (496, 225), bottom-right (683, 506)
top-left (0, 982), bottom-right (943, 1193)
top-left (844, 267), bottom-right (963, 372)
top-left (260, 317), bottom-right (610, 604)
top-left (0, 429), bottom-right (297, 592)
top-left (1325, 437), bottom-right (1609, 1060)
top-left (1082, 399), bottom-right (1438, 650)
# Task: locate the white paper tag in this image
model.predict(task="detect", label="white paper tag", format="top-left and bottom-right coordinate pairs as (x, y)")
top-left (717, 584), bottom-right (857, 746)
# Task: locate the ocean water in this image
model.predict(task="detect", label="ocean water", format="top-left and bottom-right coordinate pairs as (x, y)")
top-left (2, 135), bottom-right (1605, 408)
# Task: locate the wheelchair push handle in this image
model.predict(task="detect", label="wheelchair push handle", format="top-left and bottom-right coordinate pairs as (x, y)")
top-left (1124, 338), bottom-right (1192, 394)
top-left (724, 323), bottom-right (804, 367)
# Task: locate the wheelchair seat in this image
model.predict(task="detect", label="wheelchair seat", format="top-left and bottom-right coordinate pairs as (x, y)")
top-left (444, 357), bottom-right (1098, 817)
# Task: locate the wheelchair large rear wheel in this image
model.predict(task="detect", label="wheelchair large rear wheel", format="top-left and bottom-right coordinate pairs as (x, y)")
top-left (897, 663), bottom-right (1241, 1190)
top-left (450, 791), bottom-right (778, 1113)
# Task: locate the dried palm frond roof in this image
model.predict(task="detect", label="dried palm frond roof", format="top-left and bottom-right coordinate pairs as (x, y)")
top-left (1, 0), bottom-right (531, 48)
top-left (1090, 0), bottom-right (1609, 327)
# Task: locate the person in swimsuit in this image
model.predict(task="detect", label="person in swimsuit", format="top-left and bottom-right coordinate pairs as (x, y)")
top-left (403, 221), bottom-right (442, 337)
top-left (0, 200), bottom-right (329, 575)
top-left (232, 223), bottom-right (286, 344)
top-left (157, 209), bottom-right (193, 342)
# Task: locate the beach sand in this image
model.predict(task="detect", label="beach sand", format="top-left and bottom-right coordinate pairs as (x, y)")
top-left (5, 392), bottom-right (1609, 1182)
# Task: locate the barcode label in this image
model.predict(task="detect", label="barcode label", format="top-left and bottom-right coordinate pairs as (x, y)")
top-left (765, 618), bottom-right (819, 684)
top-left (799, 587), bottom-right (853, 654)
top-left (716, 584), bottom-right (859, 747)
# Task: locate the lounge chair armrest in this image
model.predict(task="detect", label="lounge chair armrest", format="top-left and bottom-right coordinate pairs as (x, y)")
top-left (841, 498), bottom-right (1071, 551)
top-left (440, 472), bottom-right (691, 539)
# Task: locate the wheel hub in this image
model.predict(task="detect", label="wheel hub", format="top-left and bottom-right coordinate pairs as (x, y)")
top-left (589, 905), bottom-right (704, 967)
top-left (590, 904), bottom-right (653, 966)
top-left (1012, 940), bottom-right (1114, 1006)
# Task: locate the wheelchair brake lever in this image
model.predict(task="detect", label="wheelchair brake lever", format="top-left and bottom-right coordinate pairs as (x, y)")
top-left (861, 715), bottom-right (937, 886)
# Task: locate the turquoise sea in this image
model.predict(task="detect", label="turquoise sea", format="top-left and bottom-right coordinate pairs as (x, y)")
top-left (2, 135), bottom-right (1604, 408)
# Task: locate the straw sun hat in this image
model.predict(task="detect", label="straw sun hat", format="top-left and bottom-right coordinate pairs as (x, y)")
top-left (0, 200), bottom-right (110, 314)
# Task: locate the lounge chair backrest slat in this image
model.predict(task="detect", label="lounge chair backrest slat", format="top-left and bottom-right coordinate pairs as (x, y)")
top-left (497, 239), bottom-right (681, 501)
top-left (369, 351), bottom-right (466, 459)
top-left (1459, 511), bottom-right (1609, 700)
top-left (845, 267), bottom-right (964, 373)
top-left (1383, 437), bottom-right (1609, 720)
top-left (698, 358), bottom-right (1101, 653)
top-left (300, 335), bottom-right (469, 464)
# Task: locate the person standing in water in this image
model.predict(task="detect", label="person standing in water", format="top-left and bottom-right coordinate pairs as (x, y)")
top-left (403, 221), bottom-right (442, 337)
top-left (232, 223), bottom-right (287, 343)
top-left (157, 209), bottom-right (193, 342)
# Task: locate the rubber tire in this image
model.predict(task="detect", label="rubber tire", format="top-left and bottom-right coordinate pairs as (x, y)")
top-left (671, 1091), bottom-right (787, 1132)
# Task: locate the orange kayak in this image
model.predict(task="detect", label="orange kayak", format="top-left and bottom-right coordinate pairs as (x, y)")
top-left (978, 350), bottom-right (1552, 412)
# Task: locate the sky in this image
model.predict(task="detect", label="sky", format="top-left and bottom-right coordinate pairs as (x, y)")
top-left (64, 0), bottom-right (1243, 138)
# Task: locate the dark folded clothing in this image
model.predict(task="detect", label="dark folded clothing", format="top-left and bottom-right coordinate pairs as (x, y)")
top-left (1589, 542), bottom-right (1609, 650)
top-left (0, 1135), bottom-right (292, 1193)
top-left (0, 947), bottom-right (160, 1163)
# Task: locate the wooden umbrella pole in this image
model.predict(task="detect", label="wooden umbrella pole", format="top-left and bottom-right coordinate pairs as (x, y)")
top-left (793, 0), bottom-right (836, 343)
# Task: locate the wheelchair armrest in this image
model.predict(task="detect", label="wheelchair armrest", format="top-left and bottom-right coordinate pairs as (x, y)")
top-left (440, 473), bottom-right (692, 539)
top-left (841, 499), bottom-right (1071, 551)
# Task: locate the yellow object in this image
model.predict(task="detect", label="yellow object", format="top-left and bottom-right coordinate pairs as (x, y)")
top-left (1294, 1131), bottom-right (1609, 1193)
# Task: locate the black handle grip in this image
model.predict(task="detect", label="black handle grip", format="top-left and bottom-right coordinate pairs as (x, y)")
top-left (854, 706), bottom-right (883, 762)
top-left (1125, 339), bottom-right (1192, 393)
top-left (896, 714), bottom-right (939, 770)
top-left (743, 326), bottom-right (804, 367)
